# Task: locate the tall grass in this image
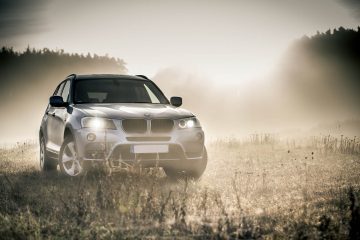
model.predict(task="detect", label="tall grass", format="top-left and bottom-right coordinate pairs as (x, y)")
top-left (0, 136), bottom-right (359, 239)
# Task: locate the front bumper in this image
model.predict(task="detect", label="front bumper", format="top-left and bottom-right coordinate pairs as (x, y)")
top-left (73, 126), bottom-right (205, 166)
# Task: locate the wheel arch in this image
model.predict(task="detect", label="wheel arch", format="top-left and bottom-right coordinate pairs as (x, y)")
top-left (39, 127), bottom-right (46, 143)
top-left (39, 128), bottom-right (44, 140)
top-left (63, 125), bottom-right (75, 140)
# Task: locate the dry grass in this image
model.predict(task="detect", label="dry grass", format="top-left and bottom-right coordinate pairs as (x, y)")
top-left (0, 137), bottom-right (359, 239)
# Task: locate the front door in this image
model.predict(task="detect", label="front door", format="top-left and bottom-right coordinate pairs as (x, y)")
top-left (46, 80), bottom-right (70, 152)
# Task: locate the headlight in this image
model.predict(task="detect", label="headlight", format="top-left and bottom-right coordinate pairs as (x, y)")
top-left (81, 117), bottom-right (116, 130)
top-left (177, 117), bottom-right (201, 129)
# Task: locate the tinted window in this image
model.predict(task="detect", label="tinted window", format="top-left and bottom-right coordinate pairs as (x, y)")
top-left (73, 79), bottom-right (168, 104)
top-left (61, 80), bottom-right (71, 102)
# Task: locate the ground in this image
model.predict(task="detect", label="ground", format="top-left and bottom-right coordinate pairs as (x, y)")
top-left (0, 136), bottom-right (359, 239)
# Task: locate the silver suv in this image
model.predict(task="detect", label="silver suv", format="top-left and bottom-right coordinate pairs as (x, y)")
top-left (39, 74), bottom-right (207, 178)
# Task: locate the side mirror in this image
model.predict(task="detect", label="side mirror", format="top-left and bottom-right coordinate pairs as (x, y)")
top-left (170, 96), bottom-right (182, 107)
top-left (49, 96), bottom-right (67, 107)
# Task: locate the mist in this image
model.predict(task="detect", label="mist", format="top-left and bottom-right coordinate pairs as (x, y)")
top-left (0, 48), bottom-right (126, 143)
top-left (154, 27), bottom-right (360, 139)
top-left (0, 27), bottom-right (360, 143)
top-left (153, 27), bottom-right (360, 139)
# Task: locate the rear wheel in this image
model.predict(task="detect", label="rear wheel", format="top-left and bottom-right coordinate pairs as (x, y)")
top-left (40, 137), bottom-right (57, 171)
top-left (164, 147), bottom-right (208, 180)
top-left (59, 136), bottom-right (84, 177)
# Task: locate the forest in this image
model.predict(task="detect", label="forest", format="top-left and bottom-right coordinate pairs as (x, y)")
top-left (281, 26), bottom-right (360, 108)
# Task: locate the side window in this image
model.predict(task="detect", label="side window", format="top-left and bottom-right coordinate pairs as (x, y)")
top-left (61, 80), bottom-right (71, 102)
top-left (53, 82), bottom-right (65, 96)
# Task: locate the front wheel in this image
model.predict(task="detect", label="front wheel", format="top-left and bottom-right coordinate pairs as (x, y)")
top-left (59, 136), bottom-right (84, 177)
top-left (164, 147), bottom-right (208, 180)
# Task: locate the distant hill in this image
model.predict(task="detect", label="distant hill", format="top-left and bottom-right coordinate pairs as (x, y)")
top-left (0, 47), bottom-right (127, 141)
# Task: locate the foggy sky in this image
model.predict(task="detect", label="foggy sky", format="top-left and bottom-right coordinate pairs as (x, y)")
top-left (0, 0), bottom-right (48, 40)
top-left (0, 0), bottom-right (359, 142)
top-left (341, 0), bottom-right (360, 20)
top-left (0, 0), bottom-right (358, 82)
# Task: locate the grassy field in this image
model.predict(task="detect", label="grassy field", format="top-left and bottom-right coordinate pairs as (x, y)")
top-left (0, 136), bottom-right (359, 239)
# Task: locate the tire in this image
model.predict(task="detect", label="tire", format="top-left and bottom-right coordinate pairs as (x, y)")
top-left (189, 147), bottom-right (208, 179)
top-left (59, 136), bottom-right (84, 177)
top-left (164, 147), bottom-right (208, 180)
top-left (40, 137), bottom-right (57, 171)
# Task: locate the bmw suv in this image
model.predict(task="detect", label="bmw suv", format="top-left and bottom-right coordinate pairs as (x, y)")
top-left (39, 74), bottom-right (207, 178)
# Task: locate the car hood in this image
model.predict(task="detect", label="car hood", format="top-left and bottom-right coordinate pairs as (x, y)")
top-left (73, 103), bottom-right (194, 119)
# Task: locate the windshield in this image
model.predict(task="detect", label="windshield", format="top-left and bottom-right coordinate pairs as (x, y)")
top-left (73, 79), bottom-right (169, 104)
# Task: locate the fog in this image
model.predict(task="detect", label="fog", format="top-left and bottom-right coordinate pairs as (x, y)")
top-left (0, 48), bottom-right (127, 143)
top-left (152, 29), bottom-right (360, 139)
top-left (0, 38), bottom-right (360, 143)
top-left (1, 1), bottom-right (360, 143)
top-left (0, 26), bottom-right (359, 144)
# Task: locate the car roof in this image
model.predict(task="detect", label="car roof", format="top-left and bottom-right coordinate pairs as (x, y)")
top-left (69, 74), bottom-right (149, 81)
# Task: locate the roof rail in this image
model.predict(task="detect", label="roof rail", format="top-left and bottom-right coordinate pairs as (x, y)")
top-left (66, 73), bottom-right (76, 79)
top-left (135, 75), bottom-right (149, 80)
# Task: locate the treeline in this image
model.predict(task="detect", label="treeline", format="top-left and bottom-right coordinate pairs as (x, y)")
top-left (286, 26), bottom-right (360, 80)
top-left (0, 47), bottom-right (127, 140)
top-left (279, 26), bottom-right (360, 119)
top-left (0, 46), bottom-right (127, 68)
top-left (0, 46), bottom-right (127, 103)
top-left (297, 26), bottom-right (360, 66)
top-left (0, 47), bottom-right (126, 99)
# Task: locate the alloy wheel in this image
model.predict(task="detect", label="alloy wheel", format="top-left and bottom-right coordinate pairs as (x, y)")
top-left (61, 141), bottom-right (83, 176)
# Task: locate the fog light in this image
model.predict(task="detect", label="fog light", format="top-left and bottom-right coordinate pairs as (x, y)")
top-left (196, 132), bottom-right (203, 141)
top-left (87, 133), bottom-right (96, 141)
top-left (179, 119), bottom-right (187, 128)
